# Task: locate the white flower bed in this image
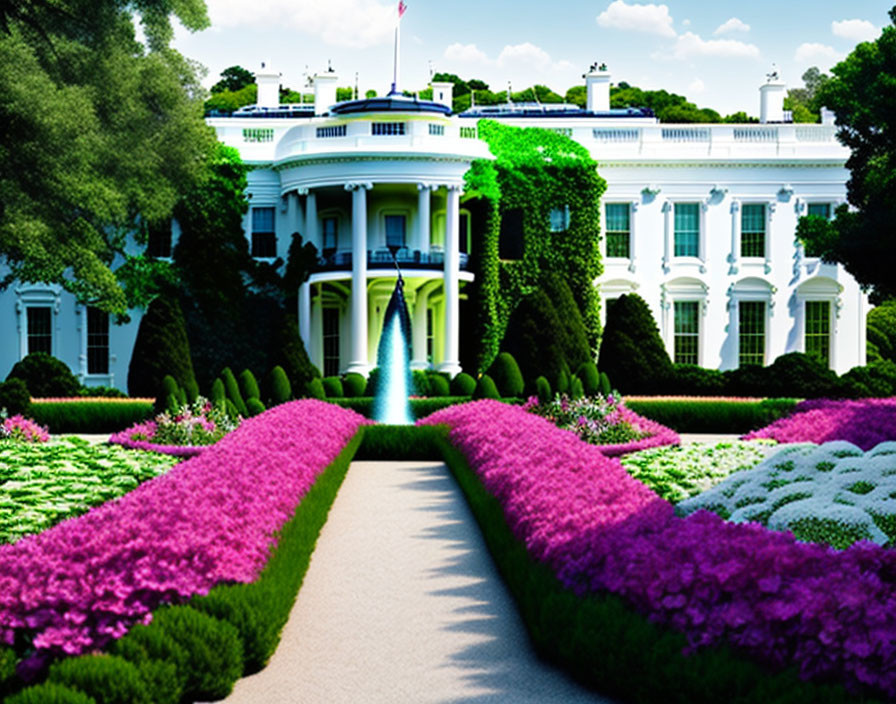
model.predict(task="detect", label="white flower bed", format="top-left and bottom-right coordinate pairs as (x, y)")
top-left (678, 441), bottom-right (896, 549)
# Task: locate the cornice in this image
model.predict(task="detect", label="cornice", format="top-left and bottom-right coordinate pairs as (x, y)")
top-left (274, 154), bottom-right (476, 172)
top-left (596, 160), bottom-right (847, 169)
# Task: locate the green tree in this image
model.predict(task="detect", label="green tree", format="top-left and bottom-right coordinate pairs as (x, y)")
top-left (0, 0), bottom-right (214, 315)
top-left (867, 299), bottom-right (896, 363)
top-left (211, 65), bottom-right (254, 94)
top-left (565, 85), bottom-right (586, 107)
top-left (784, 66), bottom-right (831, 122)
top-left (797, 9), bottom-right (896, 300)
top-left (204, 84), bottom-right (256, 113)
top-left (336, 86), bottom-right (354, 101)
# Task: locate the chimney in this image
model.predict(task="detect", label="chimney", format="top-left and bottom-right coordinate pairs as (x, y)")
top-left (313, 67), bottom-right (339, 116)
top-left (820, 107), bottom-right (836, 125)
top-left (431, 81), bottom-right (453, 111)
top-left (584, 63), bottom-right (611, 112)
top-left (255, 61), bottom-right (281, 109)
top-left (759, 68), bottom-right (786, 123)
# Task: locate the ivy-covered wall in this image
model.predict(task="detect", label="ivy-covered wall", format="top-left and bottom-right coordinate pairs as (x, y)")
top-left (462, 120), bottom-right (606, 373)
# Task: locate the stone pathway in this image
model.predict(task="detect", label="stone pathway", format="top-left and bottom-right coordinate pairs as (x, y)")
top-left (221, 461), bottom-right (610, 703)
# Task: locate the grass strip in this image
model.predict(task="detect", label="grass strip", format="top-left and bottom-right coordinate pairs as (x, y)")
top-left (436, 433), bottom-right (879, 704)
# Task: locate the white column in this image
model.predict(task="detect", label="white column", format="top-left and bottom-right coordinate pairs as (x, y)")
top-left (729, 201), bottom-right (740, 274)
top-left (628, 201), bottom-right (638, 273)
top-left (416, 184), bottom-right (431, 254)
top-left (298, 280), bottom-right (311, 352)
top-left (662, 201), bottom-right (671, 272)
top-left (439, 185), bottom-right (462, 377)
top-left (304, 189), bottom-right (318, 251)
top-left (411, 285), bottom-right (429, 370)
top-left (699, 201), bottom-right (708, 274)
top-left (347, 182), bottom-right (371, 375)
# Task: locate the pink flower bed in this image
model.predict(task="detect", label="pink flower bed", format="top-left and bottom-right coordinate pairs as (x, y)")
top-left (743, 397), bottom-right (896, 450)
top-left (421, 400), bottom-right (896, 697)
top-left (0, 400), bottom-right (364, 668)
top-left (595, 404), bottom-right (679, 457)
top-left (108, 422), bottom-right (206, 458)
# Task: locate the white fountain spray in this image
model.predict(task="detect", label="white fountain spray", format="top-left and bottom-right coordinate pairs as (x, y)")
top-left (373, 252), bottom-right (414, 425)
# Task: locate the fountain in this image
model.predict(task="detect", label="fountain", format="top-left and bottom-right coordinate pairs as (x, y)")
top-left (373, 249), bottom-right (415, 425)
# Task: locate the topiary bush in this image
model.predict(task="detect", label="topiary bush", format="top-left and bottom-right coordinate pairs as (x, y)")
top-left (5, 682), bottom-right (97, 704)
top-left (108, 621), bottom-right (187, 704)
top-left (322, 376), bottom-right (344, 398)
top-left (158, 375), bottom-right (181, 415)
top-left (541, 272), bottom-right (594, 370)
top-left (837, 359), bottom-right (896, 398)
top-left (535, 375), bottom-right (552, 404)
top-left (569, 374), bottom-right (584, 399)
top-left (427, 373), bottom-right (450, 397)
top-left (6, 352), bottom-right (80, 398)
top-left (450, 372), bottom-right (476, 396)
top-left (502, 290), bottom-right (570, 395)
top-left (555, 364), bottom-right (570, 395)
top-left (149, 606), bottom-right (243, 702)
top-left (246, 397), bottom-right (266, 416)
top-left (269, 313), bottom-right (319, 395)
top-left (264, 366), bottom-right (292, 405)
top-left (412, 370), bottom-right (431, 397)
top-left (342, 372), bottom-right (366, 398)
top-left (127, 294), bottom-right (197, 399)
top-left (723, 365), bottom-right (769, 397)
top-left (763, 352), bottom-right (839, 399)
top-left (48, 654), bottom-right (150, 704)
top-left (577, 361), bottom-right (600, 396)
top-left (598, 371), bottom-right (612, 397)
top-left (220, 367), bottom-right (248, 417)
top-left (0, 379), bottom-right (30, 416)
top-left (365, 368), bottom-right (380, 397)
top-left (238, 369), bottom-right (260, 400)
top-left (867, 299), bottom-right (896, 364)
top-left (472, 374), bottom-right (500, 400)
top-left (598, 294), bottom-right (672, 394)
top-left (488, 352), bottom-right (525, 398)
top-left (210, 378), bottom-right (226, 408)
top-left (665, 364), bottom-right (726, 396)
top-left (304, 377), bottom-right (326, 400)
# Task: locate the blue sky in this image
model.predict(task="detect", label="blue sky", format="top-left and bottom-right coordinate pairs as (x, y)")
top-left (171, 0), bottom-right (890, 116)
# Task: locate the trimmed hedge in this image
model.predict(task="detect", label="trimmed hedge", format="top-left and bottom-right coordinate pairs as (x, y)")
top-left (624, 398), bottom-right (799, 434)
top-left (328, 397), bottom-right (480, 419)
top-left (48, 654), bottom-right (152, 704)
top-left (6, 352), bottom-right (81, 398)
top-left (436, 434), bottom-right (870, 704)
top-left (472, 374), bottom-right (500, 400)
top-left (0, 379), bottom-right (30, 416)
top-left (342, 373), bottom-right (366, 398)
top-left (28, 401), bottom-right (155, 434)
top-left (220, 367), bottom-right (248, 417)
top-left (355, 424), bottom-right (445, 460)
top-left (264, 366), bottom-right (292, 405)
top-left (322, 376), bottom-right (344, 399)
top-left (487, 352), bottom-right (524, 398)
top-left (449, 373), bottom-right (476, 397)
top-left (5, 682), bottom-right (97, 704)
top-left (238, 370), bottom-right (261, 401)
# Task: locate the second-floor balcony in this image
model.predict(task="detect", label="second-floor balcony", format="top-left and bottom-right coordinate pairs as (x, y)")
top-left (315, 248), bottom-right (470, 273)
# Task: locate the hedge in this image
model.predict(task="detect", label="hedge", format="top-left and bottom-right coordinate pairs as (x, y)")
top-left (28, 400), bottom-right (155, 434)
top-left (354, 424), bottom-right (445, 461)
top-left (434, 432), bottom-right (873, 704)
top-left (328, 397), bottom-right (483, 419)
top-left (623, 398), bottom-right (799, 434)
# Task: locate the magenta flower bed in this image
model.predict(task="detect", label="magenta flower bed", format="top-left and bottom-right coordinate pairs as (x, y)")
top-left (596, 404), bottom-right (680, 457)
top-left (422, 400), bottom-right (896, 697)
top-left (743, 397), bottom-right (896, 450)
top-left (0, 400), bottom-right (364, 668)
top-left (108, 424), bottom-right (206, 458)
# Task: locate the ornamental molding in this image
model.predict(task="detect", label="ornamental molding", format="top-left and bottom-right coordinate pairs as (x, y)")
top-left (274, 154), bottom-right (475, 171)
top-left (596, 160), bottom-right (846, 170)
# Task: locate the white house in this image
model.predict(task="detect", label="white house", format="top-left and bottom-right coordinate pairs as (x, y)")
top-left (0, 62), bottom-right (866, 392)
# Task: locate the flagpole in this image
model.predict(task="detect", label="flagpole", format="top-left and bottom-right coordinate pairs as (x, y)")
top-left (392, 22), bottom-right (400, 94)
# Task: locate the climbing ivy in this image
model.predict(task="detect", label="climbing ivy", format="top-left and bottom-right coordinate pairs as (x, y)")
top-left (463, 120), bottom-right (606, 373)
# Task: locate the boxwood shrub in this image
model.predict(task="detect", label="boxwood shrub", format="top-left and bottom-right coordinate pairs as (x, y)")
top-left (29, 401), bottom-right (154, 434)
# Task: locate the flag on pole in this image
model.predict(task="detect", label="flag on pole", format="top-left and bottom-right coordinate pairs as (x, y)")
top-left (398, 1), bottom-right (407, 18)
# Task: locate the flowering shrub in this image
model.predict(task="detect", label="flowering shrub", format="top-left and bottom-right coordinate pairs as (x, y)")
top-left (421, 400), bottom-right (896, 698)
top-left (109, 396), bottom-right (239, 457)
top-left (0, 400), bottom-right (365, 669)
top-left (525, 393), bottom-right (679, 456)
top-left (0, 438), bottom-right (176, 544)
top-left (678, 440), bottom-right (896, 548)
top-left (620, 440), bottom-right (775, 503)
top-left (0, 415), bottom-right (49, 444)
top-left (744, 397), bottom-right (896, 449)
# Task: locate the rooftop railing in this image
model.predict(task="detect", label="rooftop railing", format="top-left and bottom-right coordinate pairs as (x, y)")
top-left (315, 248), bottom-right (470, 272)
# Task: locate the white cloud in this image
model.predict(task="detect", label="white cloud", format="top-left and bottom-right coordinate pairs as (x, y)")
top-left (831, 19), bottom-right (879, 43)
top-left (682, 18), bottom-right (691, 27)
top-left (444, 43), bottom-right (489, 64)
top-left (794, 42), bottom-right (841, 63)
top-left (688, 78), bottom-right (705, 94)
top-left (497, 42), bottom-right (553, 70)
top-left (672, 32), bottom-right (760, 59)
top-left (206, 0), bottom-right (397, 49)
top-left (596, 1), bottom-right (676, 38)
top-left (714, 17), bottom-right (750, 35)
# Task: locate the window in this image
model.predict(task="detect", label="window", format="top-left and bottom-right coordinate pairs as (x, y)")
top-left (27, 307), bottom-right (52, 355)
top-left (322, 217), bottom-right (338, 254)
top-left (146, 221), bottom-right (172, 258)
top-left (372, 122), bottom-right (406, 136)
top-left (385, 215), bottom-right (406, 249)
top-left (426, 308), bottom-right (434, 363)
top-left (741, 204), bottom-right (766, 258)
top-left (549, 205), bottom-right (570, 232)
top-left (316, 125), bottom-right (346, 138)
top-left (605, 203), bottom-right (630, 258)
top-left (805, 300), bottom-right (831, 366)
top-left (251, 207), bottom-right (276, 258)
top-left (428, 124), bottom-right (445, 136)
top-left (499, 208), bottom-right (524, 260)
top-left (242, 128), bottom-right (274, 143)
top-left (459, 126), bottom-right (477, 139)
top-left (460, 211), bottom-right (471, 254)
top-left (674, 301), bottom-right (699, 365)
top-left (87, 307), bottom-right (109, 375)
top-left (674, 203), bottom-right (699, 257)
top-left (739, 301), bottom-right (766, 366)
top-left (323, 308), bottom-right (340, 377)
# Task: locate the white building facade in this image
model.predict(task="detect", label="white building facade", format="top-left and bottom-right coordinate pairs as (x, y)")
top-left (0, 64), bottom-right (866, 391)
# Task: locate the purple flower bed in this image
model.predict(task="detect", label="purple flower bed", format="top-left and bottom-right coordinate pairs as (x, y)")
top-left (595, 404), bottom-right (680, 457)
top-left (421, 400), bottom-right (896, 698)
top-left (743, 397), bottom-right (896, 450)
top-left (0, 400), bottom-right (365, 670)
top-left (107, 427), bottom-right (206, 458)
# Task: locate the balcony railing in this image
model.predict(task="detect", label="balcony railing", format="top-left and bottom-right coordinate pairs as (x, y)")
top-left (315, 248), bottom-right (470, 272)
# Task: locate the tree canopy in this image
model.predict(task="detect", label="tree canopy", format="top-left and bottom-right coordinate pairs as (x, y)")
top-left (783, 67), bottom-right (830, 123)
top-left (0, 0), bottom-right (215, 314)
top-left (211, 65), bottom-right (253, 94)
top-left (797, 8), bottom-right (895, 300)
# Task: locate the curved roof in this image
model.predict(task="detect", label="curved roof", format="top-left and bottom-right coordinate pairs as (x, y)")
top-left (330, 95), bottom-right (451, 116)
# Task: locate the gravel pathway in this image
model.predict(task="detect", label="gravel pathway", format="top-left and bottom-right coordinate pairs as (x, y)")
top-left (221, 460), bottom-right (610, 703)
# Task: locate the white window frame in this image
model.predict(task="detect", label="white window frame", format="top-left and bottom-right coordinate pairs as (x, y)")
top-left (379, 209), bottom-right (411, 252)
top-left (250, 205), bottom-right (278, 260)
top-left (736, 200), bottom-right (774, 273)
top-left (15, 284), bottom-right (62, 361)
top-left (660, 278), bottom-right (708, 366)
top-left (795, 277), bottom-right (843, 370)
top-left (604, 201), bottom-right (636, 269)
top-left (728, 278), bottom-right (775, 369)
top-left (664, 200), bottom-right (707, 273)
top-left (78, 304), bottom-right (115, 386)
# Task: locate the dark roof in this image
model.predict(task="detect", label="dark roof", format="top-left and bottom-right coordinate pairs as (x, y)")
top-left (330, 96), bottom-right (451, 116)
top-left (459, 103), bottom-right (655, 119)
